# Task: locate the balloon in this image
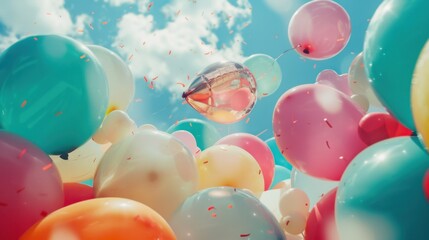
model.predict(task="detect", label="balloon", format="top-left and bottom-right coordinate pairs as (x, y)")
top-left (92, 110), bottom-right (137, 144)
top-left (216, 133), bottom-right (275, 190)
top-left (172, 130), bottom-right (201, 156)
top-left (358, 112), bottom-right (413, 146)
top-left (21, 198), bottom-right (176, 240)
top-left (169, 187), bottom-right (285, 240)
top-left (273, 84), bottom-right (367, 180)
top-left (0, 35), bottom-right (108, 154)
top-left (182, 62), bottom-right (257, 124)
top-left (288, 0), bottom-right (351, 60)
top-left (94, 129), bottom-right (198, 219)
top-left (364, 0), bottom-right (429, 131)
top-left (0, 131), bottom-right (63, 240)
top-left (196, 145), bottom-right (264, 194)
top-left (348, 52), bottom-right (382, 107)
top-left (278, 188), bottom-right (309, 217)
top-left (316, 70), bottom-right (352, 96)
top-left (291, 169), bottom-right (338, 208)
top-left (88, 45), bottom-right (135, 113)
top-left (270, 165), bottom-right (291, 189)
top-left (243, 54), bottom-right (282, 97)
top-left (81, 179), bottom-right (94, 187)
top-left (350, 94), bottom-right (369, 113)
top-left (63, 182), bottom-right (94, 206)
top-left (280, 212), bottom-right (307, 235)
top-left (412, 41), bottom-right (429, 150)
top-left (167, 118), bottom-right (221, 150)
top-left (336, 137), bottom-right (429, 240)
top-left (51, 139), bottom-right (105, 183)
top-left (305, 188), bottom-right (338, 240)
top-left (424, 171), bottom-right (429, 201)
top-left (265, 137), bottom-right (292, 169)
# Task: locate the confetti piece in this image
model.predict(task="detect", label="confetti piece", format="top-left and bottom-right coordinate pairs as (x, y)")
top-left (326, 141), bottom-right (331, 149)
top-left (211, 213), bottom-right (217, 218)
top-left (324, 118), bottom-right (333, 128)
top-left (149, 81), bottom-right (154, 89)
top-left (0, 202), bottom-right (7, 207)
top-left (245, 118), bottom-right (250, 124)
top-left (228, 204), bottom-right (233, 208)
top-left (42, 163), bottom-right (53, 171)
top-left (147, 2), bottom-right (154, 11)
top-left (176, 10), bottom-right (181, 16)
top-left (127, 157), bottom-right (132, 160)
top-left (33, 37), bottom-right (38, 41)
top-left (21, 100), bottom-right (27, 108)
top-left (80, 54), bottom-right (86, 59)
top-left (89, 23), bottom-right (94, 30)
top-left (55, 111), bottom-right (63, 117)
top-left (40, 211), bottom-right (48, 217)
top-left (203, 160), bottom-right (209, 164)
top-left (77, 29), bottom-right (84, 33)
top-left (240, 233), bottom-right (251, 237)
top-left (187, 74), bottom-right (190, 80)
top-left (144, 76), bottom-right (148, 82)
top-left (177, 82), bottom-right (185, 87)
top-left (128, 54), bottom-right (134, 61)
top-left (16, 187), bottom-right (25, 193)
top-left (169, 50), bottom-right (172, 55)
top-left (152, 76), bottom-right (159, 81)
top-left (18, 149), bottom-right (27, 159)
top-left (208, 206), bottom-right (215, 211)
top-left (102, 21), bottom-right (108, 25)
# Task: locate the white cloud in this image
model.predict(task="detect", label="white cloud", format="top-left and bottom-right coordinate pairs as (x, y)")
top-left (105, 0), bottom-right (136, 7)
top-left (264, 0), bottom-right (304, 16)
top-left (113, 0), bottom-right (252, 98)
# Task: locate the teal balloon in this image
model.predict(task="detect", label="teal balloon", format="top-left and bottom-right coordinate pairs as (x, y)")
top-left (269, 165), bottom-right (291, 189)
top-left (243, 54), bottom-right (282, 97)
top-left (265, 137), bottom-right (292, 170)
top-left (0, 35), bottom-right (108, 155)
top-left (170, 187), bottom-right (286, 240)
top-left (167, 118), bottom-right (221, 150)
top-left (81, 179), bottom-right (94, 187)
top-left (364, 0), bottom-right (429, 131)
top-left (336, 137), bottom-right (429, 240)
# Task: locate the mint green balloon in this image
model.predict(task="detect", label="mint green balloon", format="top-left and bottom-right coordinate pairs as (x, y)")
top-left (0, 35), bottom-right (108, 155)
top-left (244, 54), bottom-right (282, 97)
top-left (364, 0), bottom-right (429, 131)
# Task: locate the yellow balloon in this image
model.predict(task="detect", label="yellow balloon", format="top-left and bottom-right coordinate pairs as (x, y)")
top-left (196, 145), bottom-right (264, 194)
top-left (412, 41), bottom-right (429, 148)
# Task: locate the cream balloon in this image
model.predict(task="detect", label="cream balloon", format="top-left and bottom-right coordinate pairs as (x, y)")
top-left (351, 94), bottom-right (369, 113)
top-left (138, 124), bottom-right (157, 132)
top-left (196, 145), bottom-right (264, 194)
top-left (88, 45), bottom-right (135, 113)
top-left (92, 110), bottom-right (137, 144)
top-left (279, 188), bottom-right (310, 217)
top-left (280, 212), bottom-right (307, 235)
top-left (94, 129), bottom-right (198, 219)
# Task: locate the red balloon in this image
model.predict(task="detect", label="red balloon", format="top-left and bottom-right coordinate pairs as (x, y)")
top-left (358, 112), bottom-right (413, 145)
top-left (64, 183), bottom-right (94, 206)
top-left (424, 170), bottom-right (429, 201)
top-left (305, 188), bottom-right (338, 240)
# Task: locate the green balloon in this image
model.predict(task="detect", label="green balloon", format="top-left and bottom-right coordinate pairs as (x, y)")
top-left (336, 137), bottom-right (429, 240)
top-left (244, 54), bottom-right (282, 97)
top-left (364, 0), bottom-right (429, 131)
top-left (0, 35), bottom-right (109, 154)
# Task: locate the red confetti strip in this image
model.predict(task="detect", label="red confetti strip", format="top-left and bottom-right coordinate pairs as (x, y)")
top-left (203, 160), bottom-right (209, 164)
top-left (40, 211), bottom-right (48, 217)
top-left (149, 81), bottom-right (154, 89)
top-left (152, 76), bottom-right (159, 81)
top-left (42, 163), bottom-right (53, 171)
top-left (424, 170), bottom-right (429, 201)
top-left (211, 213), bottom-right (217, 218)
top-left (324, 118), bottom-right (333, 128)
top-left (55, 111), bottom-right (63, 116)
top-left (21, 100), bottom-right (27, 108)
top-left (326, 141), bottom-right (331, 149)
top-left (102, 21), bottom-right (108, 25)
top-left (208, 206), bottom-right (215, 211)
top-left (128, 54), bottom-right (134, 61)
top-left (168, 50), bottom-right (172, 55)
top-left (147, 2), bottom-right (154, 11)
top-left (228, 204), bottom-right (233, 208)
top-left (16, 187), bottom-right (25, 193)
top-left (240, 233), bottom-right (251, 237)
top-left (18, 149), bottom-right (27, 159)
top-left (144, 76), bottom-right (148, 82)
top-left (177, 82), bottom-right (185, 87)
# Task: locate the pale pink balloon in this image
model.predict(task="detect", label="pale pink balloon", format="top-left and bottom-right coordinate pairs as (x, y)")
top-left (273, 84), bottom-right (368, 180)
top-left (216, 133), bottom-right (274, 190)
top-left (172, 130), bottom-right (201, 156)
top-left (288, 0), bottom-right (351, 60)
top-left (316, 70), bottom-right (352, 96)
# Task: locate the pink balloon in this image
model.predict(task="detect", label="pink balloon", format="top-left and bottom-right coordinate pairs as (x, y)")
top-left (172, 130), bottom-right (201, 156)
top-left (273, 84), bottom-right (368, 180)
top-left (316, 70), bottom-right (352, 96)
top-left (0, 131), bottom-right (64, 240)
top-left (305, 188), bottom-right (339, 240)
top-left (64, 183), bottom-right (94, 206)
top-left (216, 133), bottom-right (275, 190)
top-left (288, 0), bottom-right (351, 60)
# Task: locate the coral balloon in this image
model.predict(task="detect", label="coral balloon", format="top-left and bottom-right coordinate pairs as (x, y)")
top-left (265, 137), bottom-right (292, 170)
top-left (273, 84), bottom-right (367, 180)
top-left (196, 145), bottom-right (264, 194)
top-left (336, 137), bottom-right (429, 240)
top-left (0, 131), bottom-right (63, 240)
top-left (94, 129), bottom-right (198, 219)
top-left (243, 54), bottom-right (282, 97)
top-left (63, 183), bottom-right (94, 206)
top-left (0, 35), bottom-right (108, 154)
top-left (170, 187), bottom-right (285, 240)
top-left (288, 0), bottom-right (351, 60)
top-left (216, 133), bottom-right (275, 190)
top-left (305, 188), bottom-right (339, 240)
top-left (278, 188), bottom-right (310, 217)
top-left (183, 62), bottom-right (257, 124)
top-left (172, 130), bottom-right (201, 156)
top-left (316, 70), bottom-right (352, 96)
top-left (21, 198), bottom-right (176, 240)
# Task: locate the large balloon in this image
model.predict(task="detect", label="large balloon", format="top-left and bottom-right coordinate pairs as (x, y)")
top-left (170, 187), bottom-right (285, 240)
top-left (183, 62), bottom-right (257, 124)
top-left (171, 130), bottom-right (201, 156)
top-left (288, 0), bottom-right (351, 60)
top-left (21, 198), bottom-right (176, 240)
top-left (0, 35), bottom-right (108, 154)
top-left (316, 69), bottom-right (352, 96)
top-left (94, 129), bottom-right (198, 219)
top-left (364, 0), bottom-right (429, 131)
top-left (92, 110), bottom-right (137, 144)
top-left (88, 45), bottom-right (135, 113)
top-left (273, 84), bottom-right (367, 180)
top-left (0, 131), bottom-right (63, 240)
top-left (243, 54), bottom-right (282, 97)
top-left (216, 133), bottom-right (275, 190)
top-left (336, 137), bottom-right (429, 240)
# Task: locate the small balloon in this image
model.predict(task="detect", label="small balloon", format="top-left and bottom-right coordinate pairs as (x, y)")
top-left (288, 0), bottom-right (351, 60)
top-left (183, 62), bottom-right (257, 124)
top-left (350, 94), bottom-right (369, 113)
top-left (280, 212), bottom-right (307, 235)
top-left (92, 110), bottom-right (137, 144)
top-left (424, 171), bottom-right (429, 201)
top-left (63, 183), bottom-right (94, 206)
top-left (270, 165), bottom-right (291, 189)
top-left (278, 188), bottom-right (309, 217)
top-left (265, 137), bottom-right (292, 170)
top-left (172, 130), bottom-right (201, 156)
top-left (316, 70), bottom-right (352, 96)
top-left (243, 54), bottom-right (282, 97)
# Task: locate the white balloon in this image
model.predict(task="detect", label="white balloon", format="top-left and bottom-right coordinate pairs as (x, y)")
top-left (280, 212), bottom-right (307, 235)
top-left (279, 188), bottom-right (310, 217)
top-left (351, 94), bottom-right (369, 113)
top-left (92, 110), bottom-right (137, 144)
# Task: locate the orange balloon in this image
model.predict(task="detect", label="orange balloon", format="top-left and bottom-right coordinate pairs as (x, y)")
top-left (21, 198), bottom-right (176, 240)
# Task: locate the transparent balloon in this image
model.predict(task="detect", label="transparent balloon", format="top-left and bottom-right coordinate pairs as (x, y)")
top-left (243, 54), bottom-right (282, 97)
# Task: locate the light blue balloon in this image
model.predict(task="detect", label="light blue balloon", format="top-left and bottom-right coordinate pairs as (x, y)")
top-left (265, 137), bottom-right (292, 170)
top-left (170, 187), bottom-right (286, 240)
top-left (0, 35), bottom-right (108, 155)
top-left (81, 179), bottom-right (94, 187)
top-left (244, 54), bottom-right (282, 97)
top-left (270, 165), bottom-right (291, 189)
top-left (336, 137), bottom-right (429, 240)
top-left (364, 0), bottom-right (429, 131)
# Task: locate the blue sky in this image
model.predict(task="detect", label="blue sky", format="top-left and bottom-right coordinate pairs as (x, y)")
top-left (0, 0), bottom-right (383, 141)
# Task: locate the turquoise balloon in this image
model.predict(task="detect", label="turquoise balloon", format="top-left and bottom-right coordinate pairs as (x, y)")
top-left (364, 0), bottom-right (429, 131)
top-left (265, 137), bottom-right (292, 169)
top-left (336, 137), bottom-right (429, 240)
top-left (243, 54), bottom-right (282, 97)
top-left (170, 187), bottom-right (285, 240)
top-left (269, 165), bottom-right (291, 189)
top-left (167, 118), bottom-right (221, 150)
top-left (0, 35), bottom-right (108, 154)
top-left (81, 179), bottom-right (94, 187)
